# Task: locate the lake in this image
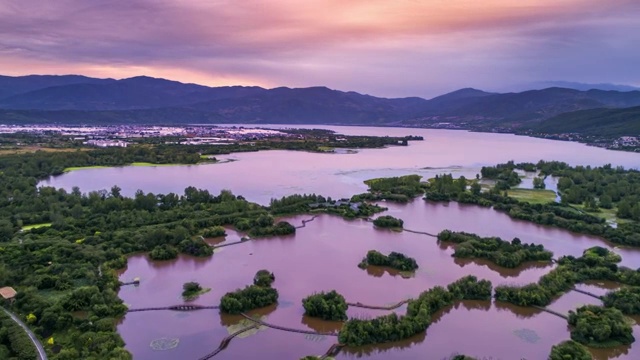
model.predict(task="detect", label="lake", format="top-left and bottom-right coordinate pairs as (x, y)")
top-left (42, 127), bottom-right (640, 359)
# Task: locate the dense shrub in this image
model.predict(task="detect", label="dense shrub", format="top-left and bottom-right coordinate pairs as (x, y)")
top-left (302, 290), bottom-right (348, 321)
top-left (568, 305), bottom-right (635, 347)
top-left (372, 215), bottom-right (404, 228)
top-left (358, 250), bottom-right (418, 271)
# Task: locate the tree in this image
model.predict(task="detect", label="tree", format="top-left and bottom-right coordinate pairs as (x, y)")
top-left (0, 220), bottom-right (14, 242)
top-left (548, 340), bottom-right (592, 360)
top-left (302, 290), bottom-right (348, 321)
top-left (182, 282), bottom-right (202, 297)
top-left (470, 181), bottom-right (481, 196)
top-left (599, 195), bottom-right (613, 209)
top-left (533, 176), bottom-right (546, 189)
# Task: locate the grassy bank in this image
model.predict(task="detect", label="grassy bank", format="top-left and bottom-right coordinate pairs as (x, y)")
top-left (506, 189), bottom-right (557, 204)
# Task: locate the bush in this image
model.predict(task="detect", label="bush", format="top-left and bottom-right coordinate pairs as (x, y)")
top-left (372, 215), bottom-right (404, 228)
top-left (149, 244), bottom-right (178, 260)
top-left (603, 287), bottom-right (640, 315)
top-left (548, 340), bottom-right (592, 360)
top-left (302, 290), bottom-right (348, 321)
top-left (253, 270), bottom-right (275, 287)
top-left (568, 305), bottom-right (635, 347)
top-left (219, 285), bottom-right (279, 314)
top-left (446, 276), bottom-right (492, 300)
top-left (359, 250), bottom-right (418, 271)
top-left (202, 226), bottom-right (226, 238)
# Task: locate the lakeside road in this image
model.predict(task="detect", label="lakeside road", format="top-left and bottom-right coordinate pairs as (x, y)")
top-left (1, 307), bottom-right (48, 360)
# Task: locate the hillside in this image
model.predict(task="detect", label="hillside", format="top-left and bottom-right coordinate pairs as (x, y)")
top-left (534, 106), bottom-right (640, 136)
top-left (1, 74), bottom-right (640, 130)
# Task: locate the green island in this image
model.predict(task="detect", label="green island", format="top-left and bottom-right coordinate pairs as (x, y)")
top-left (548, 340), bottom-right (593, 360)
top-left (219, 271), bottom-right (279, 314)
top-left (338, 275), bottom-right (492, 346)
top-left (568, 305), bottom-right (635, 348)
top-left (302, 290), bottom-right (348, 321)
top-left (181, 281), bottom-right (210, 301)
top-left (358, 250), bottom-right (418, 272)
top-left (351, 175), bottom-right (426, 203)
top-left (372, 215), bottom-right (404, 229)
top-left (602, 287), bottom-right (640, 315)
top-left (437, 230), bottom-right (554, 268)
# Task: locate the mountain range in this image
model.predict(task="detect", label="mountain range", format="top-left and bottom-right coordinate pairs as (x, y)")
top-left (0, 74), bottom-right (639, 136)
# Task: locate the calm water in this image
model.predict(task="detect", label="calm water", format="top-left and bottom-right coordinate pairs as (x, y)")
top-left (41, 128), bottom-right (640, 205)
top-left (40, 127), bottom-right (640, 359)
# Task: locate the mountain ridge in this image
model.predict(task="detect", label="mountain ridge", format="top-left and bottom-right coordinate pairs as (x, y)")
top-left (0, 74), bottom-right (639, 136)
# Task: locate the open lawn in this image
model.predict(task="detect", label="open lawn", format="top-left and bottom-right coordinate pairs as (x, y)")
top-left (506, 189), bottom-right (557, 204)
top-left (21, 223), bottom-right (52, 231)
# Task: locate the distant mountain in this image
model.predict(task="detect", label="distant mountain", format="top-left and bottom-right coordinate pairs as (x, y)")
top-left (533, 106), bottom-right (640, 136)
top-left (2, 74), bottom-right (640, 133)
top-left (517, 81), bottom-right (640, 92)
top-left (0, 75), bottom-right (113, 100)
top-left (0, 76), bottom-right (265, 110)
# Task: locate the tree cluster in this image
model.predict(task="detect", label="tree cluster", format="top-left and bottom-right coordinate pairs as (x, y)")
top-left (302, 290), bottom-right (348, 321)
top-left (358, 250), bottom-right (418, 272)
top-left (602, 287), bottom-right (640, 315)
top-left (220, 271), bottom-right (278, 314)
top-left (372, 215), bottom-right (404, 229)
top-left (437, 230), bottom-right (553, 268)
top-left (568, 305), bottom-right (635, 347)
top-left (548, 340), bottom-right (592, 360)
top-left (338, 277), bottom-right (492, 346)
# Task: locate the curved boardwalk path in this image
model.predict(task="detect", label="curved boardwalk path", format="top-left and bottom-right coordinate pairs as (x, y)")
top-left (295, 215), bottom-right (319, 229)
top-left (365, 217), bottom-right (438, 237)
top-left (240, 313), bottom-right (338, 336)
top-left (347, 299), bottom-right (409, 310)
top-left (197, 324), bottom-right (259, 360)
top-left (127, 304), bottom-right (219, 313)
top-left (320, 343), bottom-right (345, 359)
top-left (532, 305), bottom-right (568, 320)
top-left (402, 228), bottom-right (438, 237)
top-left (1, 308), bottom-right (48, 360)
top-left (570, 287), bottom-right (603, 300)
top-left (211, 239), bottom-right (250, 249)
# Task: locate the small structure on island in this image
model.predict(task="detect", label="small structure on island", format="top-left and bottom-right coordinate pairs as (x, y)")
top-left (0, 286), bottom-right (17, 304)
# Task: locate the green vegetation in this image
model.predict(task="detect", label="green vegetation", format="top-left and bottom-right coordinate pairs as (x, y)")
top-left (425, 174), bottom-right (474, 202)
top-left (437, 230), bottom-right (553, 268)
top-left (0, 310), bottom-right (38, 360)
top-left (338, 277), bottom-right (492, 346)
top-left (302, 290), bottom-right (348, 321)
top-left (548, 340), bottom-right (593, 360)
top-left (495, 246), bottom-right (640, 308)
top-left (253, 270), bottom-right (275, 287)
top-left (176, 237), bottom-right (214, 257)
top-left (202, 226), bottom-right (227, 238)
top-left (358, 250), bottom-right (418, 272)
top-left (148, 244), bottom-right (179, 261)
top-left (220, 271), bottom-right (278, 314)
top-left (423, 161), bottom-right (640, 247)
top-left (446, 275), bottom-right (492, 300)
top-left (181, 282), bottom-right (210, 300)
top-left (269, 194), bottom-right (386, 219)
top-left (20, 223), bottom-right (52, 231)
top-left (63, 165), bottom-right (112, 172)
top-left (534, 105), bottom-right (640, 137)
top-left (602, 287), bottom-right (640, 315)
top-left (372, 215), bottom-right (404, 229)
top-left (352, 175), bottom-right (425, 203)
top-left (481, 162), bottom-right (522, 189)
top-left (568, 305), bottom-right (634, 348)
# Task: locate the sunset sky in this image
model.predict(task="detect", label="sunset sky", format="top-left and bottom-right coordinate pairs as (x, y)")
top-left (1, 0), bottom-right (639, 97)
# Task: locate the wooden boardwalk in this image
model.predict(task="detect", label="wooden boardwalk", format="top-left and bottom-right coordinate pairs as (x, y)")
top-left (197, 324), bottom-right (259, 359)
top-left (347, 299), bottom-right (409, 310)
top-left (295, 215), bottom-right (319, 229)
top-left (127, 304), bottom-right (219, 312)
top-left (240, 313), bottom-right (338, 336)
top-left (320, 343), bottom-right (345, 359)
top-left (570, 287), bottom-right (603, 300)
top-left (532, 305), bottom-right (568, 320)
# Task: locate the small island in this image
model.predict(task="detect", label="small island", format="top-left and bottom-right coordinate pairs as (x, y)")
top-left (603, 287), bottom-right (640, 315)
top-left (358, 250), bottom-right (418, 272)
top-left (181, 281), bottom-right (210, 300)
top-left (437, 230), bottom-right (553, 268)
top-left (568, 305), bottom-right (635, 348)
top-left (220, 270), bottom-right (279, 314)
top-left (372, 215), bottom-right (404, 229)
top-left (302, 290), bottom-right (348, 321)
top-left (548, 340), bottom-right (593, 360)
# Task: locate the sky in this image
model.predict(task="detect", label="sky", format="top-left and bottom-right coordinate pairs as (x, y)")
top-left (0, 0), bottom-right (639, 98)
